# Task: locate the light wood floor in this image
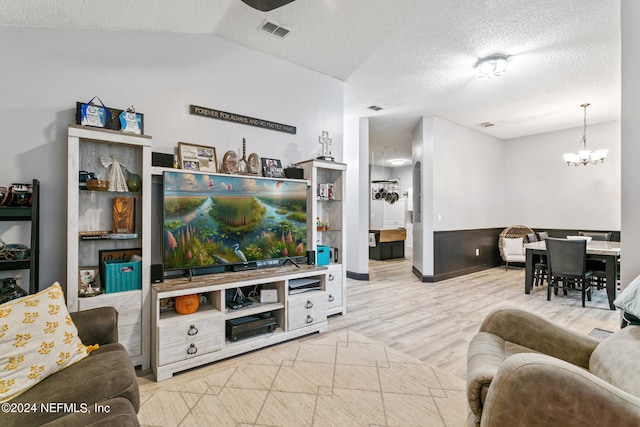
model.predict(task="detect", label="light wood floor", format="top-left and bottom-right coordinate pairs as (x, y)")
top-left (328, 251), bottom-right (621, 381)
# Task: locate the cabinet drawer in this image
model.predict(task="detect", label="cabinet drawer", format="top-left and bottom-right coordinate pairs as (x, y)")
top-left (287, 292), bottom-right (327, 330)
top-left (158, 313), bottom-right (223, 366)
top-left (325, 266), bottom-right (343, 309)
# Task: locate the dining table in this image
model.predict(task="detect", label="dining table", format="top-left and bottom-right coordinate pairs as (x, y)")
top-left (524, 239), bottom-right (621, 310)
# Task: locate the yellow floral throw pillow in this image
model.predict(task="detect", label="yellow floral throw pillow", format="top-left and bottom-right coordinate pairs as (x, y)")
top-left (0, 282), bottom-right (93, 403)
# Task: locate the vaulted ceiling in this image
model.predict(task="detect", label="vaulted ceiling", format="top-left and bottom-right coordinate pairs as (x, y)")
top-left (0, 0), bottom-right (620, 165)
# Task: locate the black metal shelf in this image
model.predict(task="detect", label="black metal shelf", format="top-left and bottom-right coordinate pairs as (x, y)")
top-left (0, 179), bottom-right (39, 294)
top-left (0, 206), bottom-right (33, 220)
top-left (0, 259), bottom-right (31, 270)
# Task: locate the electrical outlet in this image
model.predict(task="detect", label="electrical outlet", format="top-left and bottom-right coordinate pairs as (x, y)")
top-left (475, 248), bottom-right (480, 256)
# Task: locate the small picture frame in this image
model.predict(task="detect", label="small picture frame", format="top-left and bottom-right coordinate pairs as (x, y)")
top-left (78, 266), bottom-right (101, 297)
top-left (261, 158), bottom-right (285, 178)
top-left (178, 142), bottom-right (219, 173)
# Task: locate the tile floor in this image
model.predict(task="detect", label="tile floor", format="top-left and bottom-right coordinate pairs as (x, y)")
top-left (137, 330), bottom-right (466, 426)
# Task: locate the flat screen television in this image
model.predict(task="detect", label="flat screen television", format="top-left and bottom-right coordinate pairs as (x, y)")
top-left (163, 171), bottom-right (308, 274)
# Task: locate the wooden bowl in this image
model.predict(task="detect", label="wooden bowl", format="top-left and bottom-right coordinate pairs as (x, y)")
top-left (86, 180), bottom-right (109, 191)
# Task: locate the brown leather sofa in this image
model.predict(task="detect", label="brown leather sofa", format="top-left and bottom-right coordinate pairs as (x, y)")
top-left (2, 306), bottom-right (140, 427)
top-left (467, 307), bottom-right (640, 426)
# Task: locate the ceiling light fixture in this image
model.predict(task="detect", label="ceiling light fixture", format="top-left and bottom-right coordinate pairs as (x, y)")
top-left (563, 103), bottom-right (607, 166)
top-left (476, 54), bottom-right (508, 78)
top-left (242, 0), bottom-right (295, 12)
top-left (390, 159), bottom-right (405, 166)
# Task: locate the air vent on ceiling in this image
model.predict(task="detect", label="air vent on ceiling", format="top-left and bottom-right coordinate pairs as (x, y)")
top-left (259, 20), bottom-right (291, 38)
top-left (479, 122), bottom-right (495, 128)
top-left (368, 105), bottom-right (383, 111)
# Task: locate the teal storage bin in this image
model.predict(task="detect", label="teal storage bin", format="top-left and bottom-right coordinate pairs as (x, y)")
top-left (104, 259), bottom-right (141, 293)
top-left (317, 245), bottom-right (330, 266)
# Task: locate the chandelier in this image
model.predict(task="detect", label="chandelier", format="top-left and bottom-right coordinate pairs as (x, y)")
top-left (563, 103), bottom-right (607, 166)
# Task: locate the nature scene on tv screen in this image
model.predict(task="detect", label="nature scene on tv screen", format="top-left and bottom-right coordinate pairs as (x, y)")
top-left (163, 172), bottom-right (307, 270)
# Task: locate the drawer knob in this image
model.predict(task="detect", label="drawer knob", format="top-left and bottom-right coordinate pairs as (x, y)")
top-left (306, 315), bottom-right (313, 324)
top-left (187, 343), bottom-right (198, 355)
top-left (328, 274), bottom-right (335, 281)
top-left (188, 325), bottom-right (199, 336)
top-left (328, 294), bottom-right (335, 302)
top-left (305, 300), bottom-right (314, 309)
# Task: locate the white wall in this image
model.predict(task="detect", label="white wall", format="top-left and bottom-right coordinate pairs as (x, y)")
top-left (505, 121), bottom-right (620, 230)
top-left (412, 117), bottom-right (434, 276)
top-left (432, 117), bottom-right (505, 231)
top-left (621, 0), bottom-right (640, 287)
top-left (344, 117), bottom-right (369, 277)
top-left (411, 114), bottom-right (622, 281)
top-left (0, 27), bottom-right (344, 291)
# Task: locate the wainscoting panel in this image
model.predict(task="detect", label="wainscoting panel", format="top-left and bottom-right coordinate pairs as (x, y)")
top-left (423, 227), bottom-right (620, 282)
top-left (433, 228), bottom-right (504, 281)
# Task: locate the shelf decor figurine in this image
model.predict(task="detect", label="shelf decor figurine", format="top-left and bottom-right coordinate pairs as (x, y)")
top-left (222, 150), bottom-right (239, 174)
top-left (101, 155), bottom-right (129, 192)
top-left (238, 138), bottom-right (248, 173)
top-left (175, 294), bottom-right (200, 315)
top-left (119, 106), bottom-right (142, 135)
top-left (125, 170), bottom-right (141, 192)
top-left (236, 138), bottom-right (261, 175)
top-left (317, 130), bottom-right (334, 161)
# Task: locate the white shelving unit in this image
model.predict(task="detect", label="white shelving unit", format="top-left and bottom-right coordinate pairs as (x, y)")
top-left (66, 124), bottom-right (152, 369)
top-left (298, 159), bottom-right (347, 316)
top-left (151, 265), bottom-right (328, 381)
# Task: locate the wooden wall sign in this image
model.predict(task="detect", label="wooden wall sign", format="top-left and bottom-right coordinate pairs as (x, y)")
top-left (189, 105), bottom-right (296, 135)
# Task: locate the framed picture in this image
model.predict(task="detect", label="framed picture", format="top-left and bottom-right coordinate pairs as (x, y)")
top-left (178, 142), bottom-right (218, 173)
top-left (98, 248), bottom-right (142, 285)
top-left (78, 266), bottom-right (101, 297)
top-left (261, 158), bottom-right (285, 178)
top-left (113, 196), bottom-right (135, 233)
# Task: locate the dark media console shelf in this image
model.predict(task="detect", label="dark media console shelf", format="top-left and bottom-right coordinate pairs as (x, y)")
top-left (151, 264), bottom-right (329, 381)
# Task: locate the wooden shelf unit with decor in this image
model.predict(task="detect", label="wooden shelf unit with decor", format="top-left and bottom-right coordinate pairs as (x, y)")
top-left (297, 159), bottom-right (347, 316)
top-left (0, 179), bottom-right (40, 295)
top-left (66, 124), bottom-right (152, 369)
top-left (151, 265), bottom-right (328, 381)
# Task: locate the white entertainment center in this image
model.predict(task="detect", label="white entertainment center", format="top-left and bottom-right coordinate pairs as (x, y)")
top-left (147, 163), bottom-right (347, 381)
top-left (151, 264), bottom-right (328, 381)
top-left (65, 144), bottom-right (348, 378)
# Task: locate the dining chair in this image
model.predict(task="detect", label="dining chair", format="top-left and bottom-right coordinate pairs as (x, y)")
top-left (538, 231), bottom-right (549, 240)
top-left (526, 233), bottom-right (547, 286)
top-left (546, 238), bottom-right (594, 307)
top-left (578, 231), bottom-right (612, 241)
top-left (579, 231), bottom-right (612, 289)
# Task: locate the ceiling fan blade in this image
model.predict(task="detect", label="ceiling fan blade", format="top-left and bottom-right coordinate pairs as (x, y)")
top-left (241, 0), bottom-right (295, 12)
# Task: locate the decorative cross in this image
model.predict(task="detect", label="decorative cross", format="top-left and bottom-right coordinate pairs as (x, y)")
top-left (318, 130), bottom-right (333, 158)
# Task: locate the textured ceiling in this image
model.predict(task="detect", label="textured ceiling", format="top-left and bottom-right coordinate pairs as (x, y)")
top-left (0, 0), bottom-right (621, 165)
